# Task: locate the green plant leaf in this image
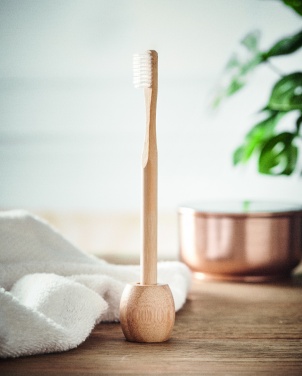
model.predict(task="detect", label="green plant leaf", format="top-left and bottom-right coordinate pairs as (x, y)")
top-left (258, 132), bottom-right (298, 175)
top-left (241, 30), bottom-right (261, 52)
top-left (268, 72), bottom-right (302, 111)
top-left (245, 111), bottom-right (284, 140)
top-left (233, 145), bottom-right (246, 165)
top-left (262, 29), bottom-right (302, 59)
top-left (225, 54), bottom-right (240, 70)
top-left (214, 0), bottom-right (302, 176)
top-left (281, 0), bottom-right (302, 16)
top-left (226, 78), bottom-right (245, 96)
top-left (296, 113), bottom-right (302, 134)
top-left (212, 31), bottom-right (263, 107)
top-left (232, 111), bottom-right (284, 165)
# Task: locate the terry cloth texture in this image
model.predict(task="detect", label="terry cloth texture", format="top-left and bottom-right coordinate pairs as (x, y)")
top-left (0, 210), bottom-right (191, 358)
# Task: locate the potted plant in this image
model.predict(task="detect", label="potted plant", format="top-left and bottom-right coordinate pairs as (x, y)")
top-left (213, 0), bottom-right (302, 176)
top-left (178, 0), bottom-right (302, 281)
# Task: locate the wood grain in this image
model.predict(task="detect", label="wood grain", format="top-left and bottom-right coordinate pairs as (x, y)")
top-left (1, 271), bottom-right (302, 375)
top-left (119, 283), bottom-right (175, 343)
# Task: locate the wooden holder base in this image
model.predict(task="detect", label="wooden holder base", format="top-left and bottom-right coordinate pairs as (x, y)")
top-left (119, 283), bottom-right (175, 343)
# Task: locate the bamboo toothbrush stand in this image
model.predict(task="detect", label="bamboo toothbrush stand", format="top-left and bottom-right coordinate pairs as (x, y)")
top-left (120, 283), bottom-right (175, 343)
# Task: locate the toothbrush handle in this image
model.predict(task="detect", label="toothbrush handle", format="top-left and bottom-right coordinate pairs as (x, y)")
top-left (142, 125), bottom-right (157, 285)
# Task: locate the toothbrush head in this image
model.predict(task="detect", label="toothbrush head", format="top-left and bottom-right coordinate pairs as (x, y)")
top-left (133, 50), bottom-right (157, 89)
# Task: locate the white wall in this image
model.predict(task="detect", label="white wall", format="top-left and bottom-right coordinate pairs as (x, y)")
top-left (1, 0), bottom-right (301, 213)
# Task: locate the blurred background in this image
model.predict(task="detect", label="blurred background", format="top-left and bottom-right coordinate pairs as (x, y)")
top-left (1, 0), bottom-right (301, 260)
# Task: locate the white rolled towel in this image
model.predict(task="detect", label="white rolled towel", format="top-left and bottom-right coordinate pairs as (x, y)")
top-left (0, 210), bottom-right (191, 358)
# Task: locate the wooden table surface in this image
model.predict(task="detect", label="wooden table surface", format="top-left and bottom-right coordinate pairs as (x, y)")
top-left (1, 272), bottom-right (302, 376)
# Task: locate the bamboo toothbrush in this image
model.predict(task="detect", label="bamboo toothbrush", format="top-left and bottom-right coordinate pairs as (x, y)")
top-left (136, 50), bottom-right (158, 286)
top-left (119, 50), bottom-right (175, 343)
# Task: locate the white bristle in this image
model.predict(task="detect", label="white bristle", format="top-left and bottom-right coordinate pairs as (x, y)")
top-left (133, 51), bottom-right (152, 88)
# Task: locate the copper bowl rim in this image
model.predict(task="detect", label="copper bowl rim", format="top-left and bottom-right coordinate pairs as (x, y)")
top-left (178, 201), bottom-right (302, 219)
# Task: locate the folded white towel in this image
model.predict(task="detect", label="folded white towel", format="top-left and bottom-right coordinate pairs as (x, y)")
top-left (0, 210), bottom-right (191, 358)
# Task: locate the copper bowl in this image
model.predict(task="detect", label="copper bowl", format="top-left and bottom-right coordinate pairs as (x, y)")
top-left (178, 201), bottom-right (302, 281)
